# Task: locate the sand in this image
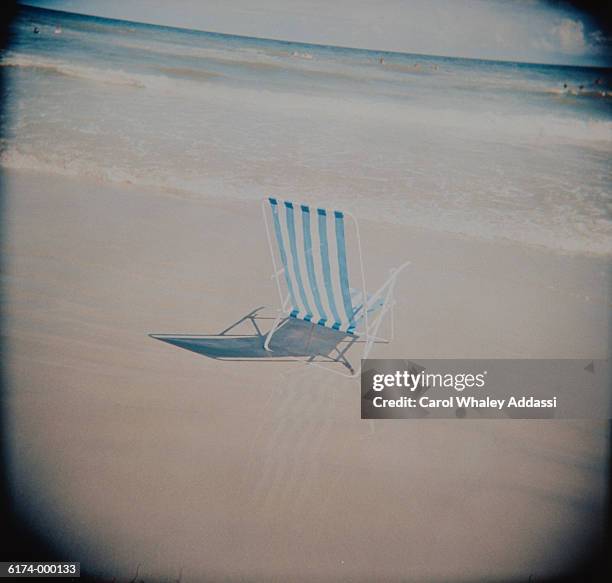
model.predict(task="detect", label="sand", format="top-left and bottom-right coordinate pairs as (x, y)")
top-left (2, 168), bottom-right (609, 581)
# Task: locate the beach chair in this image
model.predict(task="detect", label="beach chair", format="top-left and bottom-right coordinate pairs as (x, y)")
top-left (262, 197), bottom-right (409, 377)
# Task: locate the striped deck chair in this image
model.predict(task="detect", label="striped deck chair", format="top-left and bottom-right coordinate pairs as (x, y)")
top-left (262, 197), bottom-right (409, 377)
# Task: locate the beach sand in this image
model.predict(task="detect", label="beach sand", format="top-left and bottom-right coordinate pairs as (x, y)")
top-left (3, 168), bottom-right (609, 581)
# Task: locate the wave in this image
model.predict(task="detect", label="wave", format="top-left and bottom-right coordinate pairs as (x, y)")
top-left (4, 52), bottom-right (610, 116)
top-left (2, 146), bottom-right (609, 256)
top-left (0, 54), bottom-right (147, 87)
top-left (100, 37), bottom-right (612, 102)
top-left (544, 86), bottom-right (611, 99)
top-left (86, 36), bottom-right (300, 70)
top-left (0, 53), bottom-right (226, 90)
top-left (0, 146), bottom-right (204, 198)
top-left (156, 66), bottom-right (222, 81)
top-left (3, 53), bottom-right (611, 148)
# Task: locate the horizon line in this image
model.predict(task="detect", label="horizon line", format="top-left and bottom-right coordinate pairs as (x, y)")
top-left (19, 2), bottom-right (610, 70)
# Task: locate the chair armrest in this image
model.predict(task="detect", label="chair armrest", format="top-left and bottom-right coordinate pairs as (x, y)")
top-left (367, 261), bottom-right (411, 302)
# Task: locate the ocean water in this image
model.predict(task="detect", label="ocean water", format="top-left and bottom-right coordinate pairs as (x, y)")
top-left (1, 5), bottom-right (611, 254)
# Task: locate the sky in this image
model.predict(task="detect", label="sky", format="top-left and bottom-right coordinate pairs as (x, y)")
top-left (21, 0), bottom-right (611, 66)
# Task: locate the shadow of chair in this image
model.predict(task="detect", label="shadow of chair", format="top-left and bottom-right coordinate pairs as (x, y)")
top-left (150, 306), bottom-right (360, 374)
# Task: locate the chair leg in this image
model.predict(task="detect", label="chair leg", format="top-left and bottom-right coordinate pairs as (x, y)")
top-left (363, 337), bottom-right (375, 361)
top-left (264, 312), bottom-right (284, 351)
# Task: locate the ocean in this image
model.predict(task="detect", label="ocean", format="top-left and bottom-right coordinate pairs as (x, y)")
top-left (2, 5), bottom-right (611, 254)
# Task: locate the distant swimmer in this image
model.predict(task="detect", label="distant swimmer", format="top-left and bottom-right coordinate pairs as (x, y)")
top-left (379, 57), bottom-right (385, 65)
top-left (33, 26), bottom-right (39, 34)
top-left (414, 63), bottom-right (421, 70)
top-left (578, 84), bottom-right (584, 91)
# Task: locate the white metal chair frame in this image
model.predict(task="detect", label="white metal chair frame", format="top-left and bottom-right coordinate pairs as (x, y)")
top-left (261, 198), bottom-right (409, 377)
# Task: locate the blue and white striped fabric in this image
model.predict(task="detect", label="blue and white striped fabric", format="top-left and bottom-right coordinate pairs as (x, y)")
top-left (267, 197), bottom-right (379, 335)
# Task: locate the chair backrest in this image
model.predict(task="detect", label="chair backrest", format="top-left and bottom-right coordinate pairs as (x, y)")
top-left (264, 197), bottom-right (365, 335)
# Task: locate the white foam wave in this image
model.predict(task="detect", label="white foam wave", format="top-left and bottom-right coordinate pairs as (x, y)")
top-left (0, 53), bottom-right (225, 94)
top-left (0, 54), bottom-right (146, 88)
top-left (0, 147), bottom-right (201, 195)
top-left (4, 53), bottom-right (610, 147)
top-left (2, 147), bottom-right (610, 256)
